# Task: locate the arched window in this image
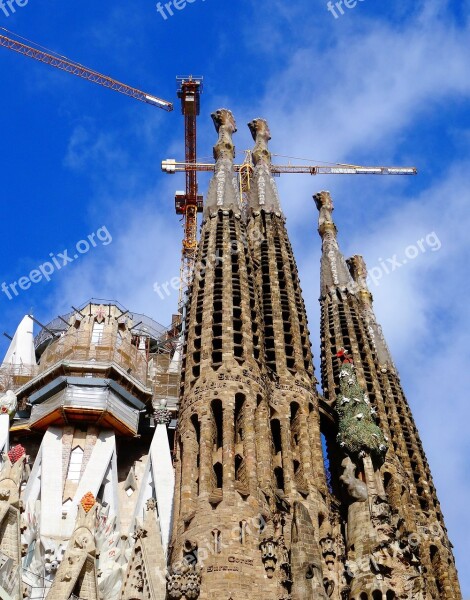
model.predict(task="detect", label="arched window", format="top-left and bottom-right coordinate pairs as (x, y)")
top-left (270, 419), bottom-right (282, 454)
top-left (66, 446), bottom-right (84, 482)
top-left (274, 466), bottom-right (284, 491)
top-left (214, 462), bottom-right (223, 489)
top-left (211, 400), bottom-right (223, 449)
top-left (212, 529), bottom-right (221, 554)
top-left (91, 321), bottom-right (104, 344)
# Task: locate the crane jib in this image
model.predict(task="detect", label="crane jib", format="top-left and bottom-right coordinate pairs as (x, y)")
top-left (0, 33), bottom-right (173, 111)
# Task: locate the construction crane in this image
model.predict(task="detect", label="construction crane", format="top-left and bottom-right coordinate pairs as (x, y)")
top-left (0, 28), bottom-right (173, 111)
top-left (162, 153), bottom-right (417, 296)
top-left (162, 158), bottom-right (417, 176)
top-left (174, 76), bottom-right (203, 322)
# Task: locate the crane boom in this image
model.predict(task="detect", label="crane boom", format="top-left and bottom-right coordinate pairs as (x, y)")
top-left (162, 159), bottom-right (417, 176)
top-left (0, 30), bottom-right (173, 111)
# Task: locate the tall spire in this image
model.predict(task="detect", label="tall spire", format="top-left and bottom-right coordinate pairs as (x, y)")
top-left (347, 255), bottom-right (396, 371)
top-left (204, 108), bottom-right (242, 217)
top-left (245, 117), bottom-right (331, 599)
top-left (314, 191), bottom-right (354, 295)
top-left (247, 118), bottom-right (282, 214)
top-left (316, 191), bottom-right (462, 598)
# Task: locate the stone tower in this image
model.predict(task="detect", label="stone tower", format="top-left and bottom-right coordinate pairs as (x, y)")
top-left (167, 108), bottom-right (281, 600)
top-left (315, 190), bottom-right (462, 599)
top-left (245, 119), bottom-right (334, 598)
top-left (168, 114), bottom-right (338, 600)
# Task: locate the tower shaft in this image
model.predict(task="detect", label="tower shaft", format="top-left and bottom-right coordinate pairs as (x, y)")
top-left (315, 191), bottom-right (461, 599)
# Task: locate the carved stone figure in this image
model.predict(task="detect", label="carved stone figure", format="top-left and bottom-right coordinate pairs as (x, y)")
top-left (154, 399), bottom-right (172, 426)
top-left (260, 537), bottom-right (278, 578)
top-left (339, 456), bottom-right (368, 502)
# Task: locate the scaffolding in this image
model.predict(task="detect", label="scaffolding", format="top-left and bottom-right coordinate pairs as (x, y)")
top-left (1, 316), bottom-right (180, 412)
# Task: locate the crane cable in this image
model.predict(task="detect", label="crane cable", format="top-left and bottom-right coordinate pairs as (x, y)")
top-left (271, 152), bottom-right (363, 169)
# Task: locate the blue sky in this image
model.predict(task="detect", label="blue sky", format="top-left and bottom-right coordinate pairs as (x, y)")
top-left (1, 0), bottom-right (469, 590)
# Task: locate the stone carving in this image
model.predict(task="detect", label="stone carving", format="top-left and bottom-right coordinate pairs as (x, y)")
top-left (259, 537), bottom-right (278, 578)
top-left (370, 494), bottom-right (394, 541)
top-left (248, 118), bottom-right (272, 165)
top-left (319, 534), bottom-right (337, 572)
top-left (339, 456), bottom-right (368, 502)
top-left (0, 390), bottom-right (17, 418)
top-left (277, 534), bottom-right (292, 585)
top-left (47, 492), bottom-right (100, 600)
top-left (154, 399), bottom-right (172, 426)
top-left (0, 450), bottom-right (26, 600)
top-left (166, 563), bottom-right (202, 600)
top-left (0, 450), bottom-right (26, 508)
top-left (146, 497), bottom-right (157, 512)
top-left (212, 109), bottom-right (237, 161)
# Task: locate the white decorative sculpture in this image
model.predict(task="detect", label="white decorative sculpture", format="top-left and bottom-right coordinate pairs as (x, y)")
top-left (0, 390), bottom-right (18, 418)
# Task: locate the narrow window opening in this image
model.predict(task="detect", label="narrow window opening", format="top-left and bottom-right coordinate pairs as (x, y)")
top-left (271, 419), bottom-right (282, 454)
top-left (214, 462), bottom-right (223, 488)
top-left (274, 466), bottom-right (284, 491)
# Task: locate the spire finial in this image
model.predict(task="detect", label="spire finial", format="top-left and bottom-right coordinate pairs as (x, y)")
top-left (248, 118), bottom-right (272, 166)
top-left (347, 255), bottom-right (395, 371)
top-left (211, 108), bottom-right (237, 161)
top-left (204, 109), bottom-right (241, 216)
top-left (246, 118), bottom-right (282, 214)
top-left (347, 255), bottom-right (373, 305)
top-left (314, 191), bottom-right (354, 293)
top-left (314, 190), bottom-right (337, 239)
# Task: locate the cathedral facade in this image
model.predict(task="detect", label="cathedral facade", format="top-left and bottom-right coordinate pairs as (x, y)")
top-left (0, 108), bottom-right (461, 599)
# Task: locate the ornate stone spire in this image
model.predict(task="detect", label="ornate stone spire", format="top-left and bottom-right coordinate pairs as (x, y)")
top-left (204, 108), bottom-right (242, 217)
top-left (347, 255), bottom-right (396, 371)
top-left (247, 118), bottom-right (282, 214)
top-left (314, 191), bottom-right (355, 295)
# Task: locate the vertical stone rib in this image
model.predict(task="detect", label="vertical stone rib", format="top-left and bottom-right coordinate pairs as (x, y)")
top-left (199, 414), bottom-right (212, 498)
top-left (255, 398), bottom-right (273, 493)
top-left (243, 406), bottom-right (258, 496)
top-left (223, 402), bottom-right (235, 491)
